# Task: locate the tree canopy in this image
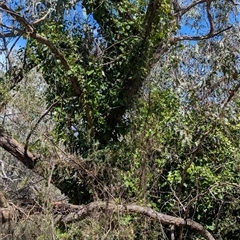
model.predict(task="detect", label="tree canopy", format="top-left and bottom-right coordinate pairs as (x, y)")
top-left (0, 0), bottom-right (240, 239)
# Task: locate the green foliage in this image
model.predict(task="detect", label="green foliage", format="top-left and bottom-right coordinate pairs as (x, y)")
top-left (26, 0), bottom-right (175, 155)
top-left (1, 0), bottom-right (240, 239)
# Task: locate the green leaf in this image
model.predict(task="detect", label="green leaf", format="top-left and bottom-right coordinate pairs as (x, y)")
top-left (86, 70), bottom-right (94, 76)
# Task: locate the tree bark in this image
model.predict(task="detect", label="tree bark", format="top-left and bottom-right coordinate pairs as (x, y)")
top-left (0, 127), bottom-right (38, 170)
top-left (55, 202), bottom-right (215, 240)
top-left (0, 127), bottom-right (91, 204)
top-left (0, 197), bottom-right (215, 240)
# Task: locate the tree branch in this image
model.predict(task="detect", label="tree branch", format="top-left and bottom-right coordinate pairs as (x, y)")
top-left (0, 127), bottom-right (39, 170)
top-left (33, 9), bottom-right (52, 25)
top-left (179, 0), bottom-right (206, 17)
top-left (57, 202), bottom-right (215, 240)
top-left (206, 0), bottom-right (214, 35)
top-left (0, 3), bottom-right (93, 132)
top-left (0, 3), bottom-right (81, 94)
top-left (221, 80), bottom-right (240, 110)
top-left (171, 0), bottom-right (232, 42)
top-left (143, 0), bottom-right (159, 39)
top-left (24, 97), bottom-right (62, 153)
top-left (174, 26), bottom-right (232, 42)
top-left (0, 126), bottom-right (92, 204)
top-left (0, 198), bottom-right (215, 240)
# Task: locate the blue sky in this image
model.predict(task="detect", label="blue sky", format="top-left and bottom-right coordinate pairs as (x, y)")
top-left (1, 0), bottom-right (240, 70)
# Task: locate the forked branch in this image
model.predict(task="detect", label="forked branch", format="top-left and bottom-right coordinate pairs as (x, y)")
top-left (172, 0), bottom-right (233, 41)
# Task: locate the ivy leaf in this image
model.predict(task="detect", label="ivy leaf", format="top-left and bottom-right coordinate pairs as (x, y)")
top-left (86, 70), bottom-right (94, 76)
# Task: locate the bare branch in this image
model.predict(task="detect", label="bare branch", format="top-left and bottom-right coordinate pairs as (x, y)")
top-left (10, 41), bottom-right (35, 90)
top-left (171, 0), bottom-right (233, 42)
top-left (171, 225), bottom-right (175, 240)
top-left (0, 3), bottom-right (81, 96)
top-left (0, 160), bottom-right (13, 182)
top-left (0, 31), bottom-right (12, 71)
top-left (52, 201), bottom-right (215, 240)
top-left (0, 4), bottom-right (34, 33)
top-left (33, 9), bottom-right (51, 25)
top-left (7, 35), bottom-right (22, 59)
top-left (206, 0), bottom-right (214, 35)
top-left (174, 26), bottom-right (232, 41)
top-left (24, 97), bottom-right (62, 153)
top-left (179, 0), bottom-right (206, 17)
top-left (0, 126), bottom-right (90, 201)
top-left (229, 0), bottom-right (239, 5)
top-left (0, 197), bottom-right (215, 240)
top-left (0, 23), bottom-right (23, 38)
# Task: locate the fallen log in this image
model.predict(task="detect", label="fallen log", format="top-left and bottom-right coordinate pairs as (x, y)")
top-left (0, 192), bottom-right (215, 240)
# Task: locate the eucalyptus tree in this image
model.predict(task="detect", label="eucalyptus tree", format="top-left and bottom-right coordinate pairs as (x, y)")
top-left (0, 0), bottom-right (239, 239)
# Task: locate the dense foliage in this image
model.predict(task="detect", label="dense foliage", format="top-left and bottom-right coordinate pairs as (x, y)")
top-left (0, 0), bottom-right (240, 239)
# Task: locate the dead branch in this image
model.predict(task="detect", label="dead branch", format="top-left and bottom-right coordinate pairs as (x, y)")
top-left (53, 201), bottom-right (215, 240)
top-left (0, 196), bottom-right (215, 240)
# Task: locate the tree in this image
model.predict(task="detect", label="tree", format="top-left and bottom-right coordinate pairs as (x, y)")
top-left (0, 0), bottom-right (239, 239)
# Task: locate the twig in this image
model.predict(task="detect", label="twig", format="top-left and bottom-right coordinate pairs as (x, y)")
top-left (33, 9), bottom-right (51, 25)
top-left (0, 31), bottom-right (12, 71)
top-left (7, 35), bottom-right (22, 59)
top-left (24, 98), bottom-right (62, 153)
top-left (221, 81), bottom-right (240, 110)
top-left (171, 225), bottom-right (175, 240)
top-left (178, 125), bottom-right (215, 196)
top-left (180, 0), bottom-right (206, 17)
